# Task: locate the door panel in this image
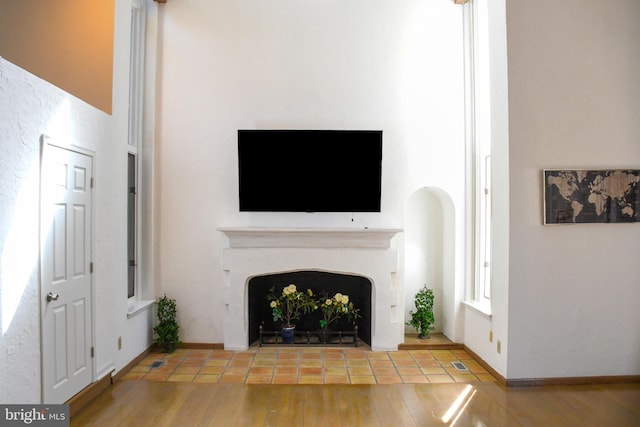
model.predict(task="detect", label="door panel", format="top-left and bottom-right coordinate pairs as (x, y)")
top-left (73, 205), bottom-right (86, 277)
top-left (53, 205), bottom-right (67, 282)
top-left (53, 306), bottom-right (67, 385)
top-left (41, 142), bottom-right (93, 403)
top-left (73, 299), bottom-right (87, 374)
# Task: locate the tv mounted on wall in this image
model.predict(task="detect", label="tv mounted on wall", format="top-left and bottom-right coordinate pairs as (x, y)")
top-left (238, 130), bottom-right (383, 212)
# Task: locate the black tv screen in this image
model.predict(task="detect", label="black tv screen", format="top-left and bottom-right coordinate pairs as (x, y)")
top-left (238, 130), bottom-right (382, 212)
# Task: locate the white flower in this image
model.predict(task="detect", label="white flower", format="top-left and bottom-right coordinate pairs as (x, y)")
top-left (283, 284), bottom-right (297, 295)
top-left (270, 301), bottom-right (278, 308)
top-left (325, 299), bottom-right (332, 305)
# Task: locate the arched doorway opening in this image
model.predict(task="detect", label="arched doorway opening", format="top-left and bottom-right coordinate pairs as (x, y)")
top-left (404, 187), bottom-right (458, 341)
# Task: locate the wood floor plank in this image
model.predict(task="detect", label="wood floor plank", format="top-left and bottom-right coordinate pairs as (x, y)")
top-left (299, 386), bottom-right (329, 427)
top-left (233, 385), bottom-right (271, 427)
top-left (398, 383), bottom-right (451, 425)
top-left (601, 384), bottom-right (640, 422)
top-left (70, 380), bottom-right (137, 427)
top-left (167, 383), bottom-right (224, 426)
top-left (129, 382), bottom-right (192, 427)
top-left (261, 385), bottom-right (304, 426)
top-left (455, 384), bottom-right (521, 426)
top-left (346, 386), bottom-right (384, 426)
top-left (209, 384), bottom-right (249, 426)
top-left (369, 385), bottom-right (418, 426)
top-left (319, 384), bottom-right (356, 427)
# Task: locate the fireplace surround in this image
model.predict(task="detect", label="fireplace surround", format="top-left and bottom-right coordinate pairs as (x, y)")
top-left (218, 227), bottom-right (403, 351)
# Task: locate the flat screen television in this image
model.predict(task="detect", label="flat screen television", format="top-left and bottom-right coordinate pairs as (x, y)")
top-left (238, 130), bottom-right (382, 212)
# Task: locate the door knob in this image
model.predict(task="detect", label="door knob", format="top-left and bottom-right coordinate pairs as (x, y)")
top-left (46, 292), bottom-right (60, 302)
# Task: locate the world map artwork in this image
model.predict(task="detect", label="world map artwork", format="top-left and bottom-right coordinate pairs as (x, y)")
top-left (544, 169), bottom-right (640, 224)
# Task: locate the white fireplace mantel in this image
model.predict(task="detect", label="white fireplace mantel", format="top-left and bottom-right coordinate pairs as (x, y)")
top-left (217, 227), bottom-right (402, 249)
top-left (217, 227), bottom-right (404, 351)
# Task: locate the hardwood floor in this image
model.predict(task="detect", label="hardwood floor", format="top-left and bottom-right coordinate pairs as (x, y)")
top-left (71, 380), bottom-right (640, 426)
top-left (72, 337), bottom-right (640, 426)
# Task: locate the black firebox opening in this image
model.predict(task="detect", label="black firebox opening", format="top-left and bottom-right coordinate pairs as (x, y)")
top-left (248, 271), bottom-right (372, 346)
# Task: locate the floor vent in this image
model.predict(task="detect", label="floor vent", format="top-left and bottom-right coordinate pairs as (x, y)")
top-left (451, 361), bottom-right (469, 371)
top-left (150, 361), bottom-right (165, 369)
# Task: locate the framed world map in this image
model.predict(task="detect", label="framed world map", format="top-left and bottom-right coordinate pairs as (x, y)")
top-left (544, 169), bottom-right (640, 224)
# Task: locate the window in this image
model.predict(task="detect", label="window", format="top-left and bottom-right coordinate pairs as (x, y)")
top-left (465, 0), bottom-right (492, 306)
top-left (128, 0), bottom-right (145, 150)
top-left (127, 153), bottom-right (137, 299)
top-left (127, 0), bottom-right (146, 299)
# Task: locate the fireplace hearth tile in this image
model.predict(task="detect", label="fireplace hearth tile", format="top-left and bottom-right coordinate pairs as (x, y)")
top-left (121, 347), bottom-right (497, 385)
top-left (402, 375), bottom-right (430, 384)
top-left (376, 375), bottom-right (403, 384)
top-left (350, 376), bottom-right (376, 384)
top-left (324, 375), bottom-right (351, 384)
top-left (193, 374), bottom-right (220, 383)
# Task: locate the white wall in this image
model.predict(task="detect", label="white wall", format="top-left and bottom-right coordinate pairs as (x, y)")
top-left (156, 0), bottom-right (467, 344)
top-left (506, 0), bottom-right (640, 378)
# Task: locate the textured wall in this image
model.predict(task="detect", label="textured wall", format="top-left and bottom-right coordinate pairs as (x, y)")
top-left (1, 58), bottom-right (60, 403)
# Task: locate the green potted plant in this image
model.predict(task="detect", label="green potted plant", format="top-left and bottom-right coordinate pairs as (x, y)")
top-left (406, 285), bottom-right (435, 339)
top-left (153, 294), bottom-right (181, 352)
top-left (317, 292), bottom-right (361, 343)
top-left (267, 284), bottom-right (317, 343)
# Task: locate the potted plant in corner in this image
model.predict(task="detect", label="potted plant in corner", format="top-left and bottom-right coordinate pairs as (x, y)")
top-left (267, 284), bottom-right (317, 344)
top-left (154, 294), bottom-right (181, 352)
top-left (406, 285), bottom-right (435, 339)
top-left (317, 292), bottom-right (361, 343)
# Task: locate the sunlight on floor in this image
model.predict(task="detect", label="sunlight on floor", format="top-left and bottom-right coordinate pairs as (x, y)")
top-left (441, 383), bottom-right (477, 425)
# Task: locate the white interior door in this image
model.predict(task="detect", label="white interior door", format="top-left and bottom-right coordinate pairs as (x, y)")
top-left (41, 141), bottom-right (94, 403)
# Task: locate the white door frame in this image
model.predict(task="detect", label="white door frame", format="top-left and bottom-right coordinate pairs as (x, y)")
top-left (40, 135), bottom-right (97, 403)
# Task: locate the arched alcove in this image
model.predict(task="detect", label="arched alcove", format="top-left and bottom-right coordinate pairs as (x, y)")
top-left (404, 187), bottom-right (456, 340)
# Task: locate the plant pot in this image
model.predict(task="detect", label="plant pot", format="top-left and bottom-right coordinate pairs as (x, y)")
top-left (162, 343), bottom-right (177, 353)
top-left (316, 328), bottom-right (331, 344)
top-left (280, 324), bottom-right (296, 344)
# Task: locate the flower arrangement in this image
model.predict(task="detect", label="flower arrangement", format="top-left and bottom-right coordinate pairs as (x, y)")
top-left (318, 292), bottom-right (361, 329)
top-left (267, 284), bottom-right (318, 328)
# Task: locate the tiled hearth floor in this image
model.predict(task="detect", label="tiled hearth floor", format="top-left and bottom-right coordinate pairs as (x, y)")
top-left (121, 345), bottom-right (496, 385)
